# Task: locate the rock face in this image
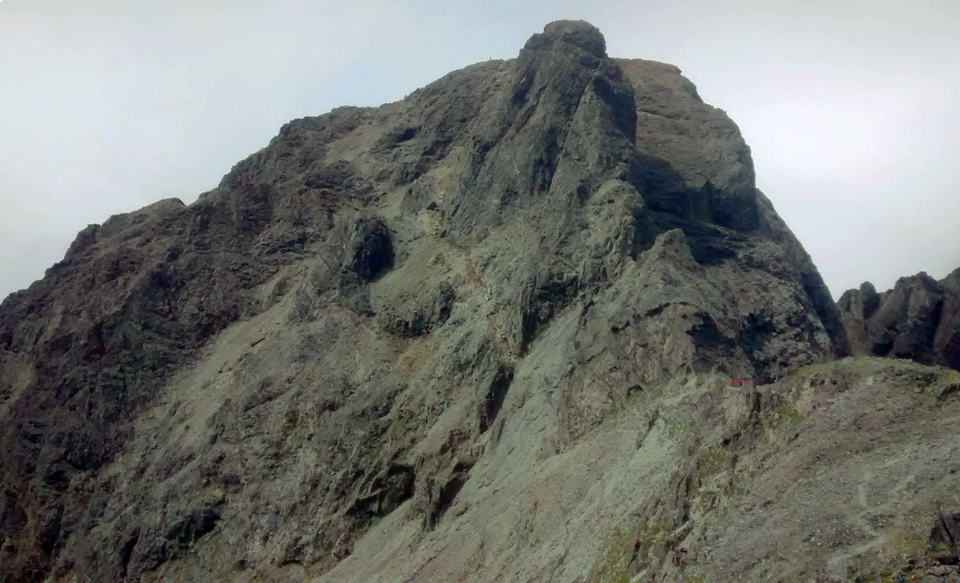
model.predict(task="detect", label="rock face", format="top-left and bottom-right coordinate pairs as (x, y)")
top-left (3, 20), bottom-right (956, 583)
top-left (838, 268), bottom-right (960, 370)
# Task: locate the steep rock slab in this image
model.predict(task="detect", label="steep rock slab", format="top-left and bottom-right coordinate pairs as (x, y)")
top-left (320, 358), bottom-right (960, 582)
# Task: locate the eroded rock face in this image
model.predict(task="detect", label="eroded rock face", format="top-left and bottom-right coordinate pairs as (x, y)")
top-left (838, 268), bottom-right (960, 370)
top-left (0, 20), bottom-right (862, 583)
top-left (343, 214), bottom-right (393, 281)
top-left (620, 59), bottom-right (759, 231)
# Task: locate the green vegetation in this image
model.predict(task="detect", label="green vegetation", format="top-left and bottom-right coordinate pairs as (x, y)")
top-left (594, 515), bottom-right (675, 583)
top-left (594, 525), bottom-right (635, 583)
top-left (772, 403), bottom-right (804, 431)
top-left (695, 445), bottom-right (728, 481)
top-left (885, 533), bottom-right (928, 556)
top-left (788, 361), bottom-right (830, 380)
top-left (788, 357), bottom-right (901, 382)
top-left (660, 417), bottom-right (690, 441)
top-left (631, 518), bottom-right (670, 575)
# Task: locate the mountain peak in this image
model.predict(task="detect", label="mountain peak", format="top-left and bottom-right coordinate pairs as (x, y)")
top-left (3, 21), bottom-right (956, 583)
top-left (522, 19), bottom-right (607, 58)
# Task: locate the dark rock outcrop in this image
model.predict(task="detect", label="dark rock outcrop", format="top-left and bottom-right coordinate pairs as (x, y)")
top-left (344, 214), bottom-right (393, 280)
top-left (838, 268), bottom-right (960, 370)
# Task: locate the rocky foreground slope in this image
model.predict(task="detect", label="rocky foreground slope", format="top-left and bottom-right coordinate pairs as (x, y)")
top-left (1, 21), bottom-right (958, 582)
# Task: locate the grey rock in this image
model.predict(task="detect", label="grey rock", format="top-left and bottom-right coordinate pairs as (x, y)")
top-left (838, 267), bottom-right (960, 370)
top-left (13, 20), bottom-right (957, 583)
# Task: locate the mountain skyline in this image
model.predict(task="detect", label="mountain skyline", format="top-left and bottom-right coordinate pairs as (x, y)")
top-left (2, 0), bottom-right (959, 301)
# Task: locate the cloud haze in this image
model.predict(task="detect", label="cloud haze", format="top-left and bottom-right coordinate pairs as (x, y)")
top-left (1, 0), bottom-right (958, 300)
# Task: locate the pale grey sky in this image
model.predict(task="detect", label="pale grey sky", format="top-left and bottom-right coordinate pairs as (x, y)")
top-left (1, 0), bottom-right (958, 300)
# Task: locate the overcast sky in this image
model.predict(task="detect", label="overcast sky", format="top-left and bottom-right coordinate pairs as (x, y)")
top-left (1, 0), bottom-right (958, 301)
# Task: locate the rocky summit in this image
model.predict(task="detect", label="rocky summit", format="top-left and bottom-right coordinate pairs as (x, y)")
top-left (1, 20), bottom-right (959, 583)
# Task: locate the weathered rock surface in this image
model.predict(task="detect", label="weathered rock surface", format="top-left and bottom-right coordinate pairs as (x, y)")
top-left (2, 20), bottom-right (956, 583)
top-left (321, 357), bottom-right (960, 583)
top-left (838, 268), bottom-right (960, 371)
